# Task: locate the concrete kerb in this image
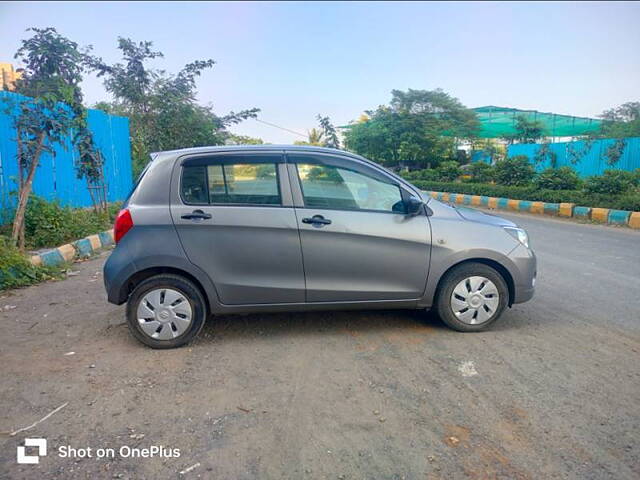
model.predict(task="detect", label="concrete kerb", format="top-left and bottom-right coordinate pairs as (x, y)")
top-left (30, 229), bottom-right (115, 267)
top-left (424, 191), bottom-right (639, 229)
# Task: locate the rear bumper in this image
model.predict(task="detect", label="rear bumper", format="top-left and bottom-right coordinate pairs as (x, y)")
top-left (103, 243), bottom-right (136, 305)
top-left (508, 244), bottom-right (537, 304)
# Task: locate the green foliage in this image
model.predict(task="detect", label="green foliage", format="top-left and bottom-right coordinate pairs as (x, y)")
top-left (603, 139), bottom-right (626, 166)
top-left (583, 169), bottom-right (638, 195)
top-left (15, 28), bottom-right (103, 185)
top-left (533, 167), bottom-right (581, 191)
top-left (534, 142), bottom-right (558, 168)
top-left (306, 166), bottom-right (343, 183)
top-left (23, 196), bottom-right (119, 249)
top-left (226, 134), bottom-right (264, 145)
top-left (9, 27), bottom-right (105, 248)
top-left (410, 181), bottom-right (640, 211)
top-left (566, 138), bottom-right (595, 165)
top-left (494, 156), bottom-right (536, 186)
top-left (503, 115), bottom-right (546, 144)
top-left (584, 102), bottom-right (639, 168)
top-left (597, 102), bottom-right (640, 139)
top-left (465, 162), bottom-right (495, 183)
top-left (317, 115), bottom-right (340, 148)
top-left (90, 38), bottom-right (259, 177)
top-left (13, 28), bottom-right (90, 171)
top-left (295, 117), bottom-right (340, 148)
top-left (294, 127), bottom-right (324, 146)
top-left (436, 161), bottom-right (462, 182)
top-left (343, 88), bottom-right (479, 169)
top-left (401, 169), bottom-right (440, 182)
top-left (401, 161), bottom-right (464, 183)
top-left (0, 236), bottom-right (56, 290)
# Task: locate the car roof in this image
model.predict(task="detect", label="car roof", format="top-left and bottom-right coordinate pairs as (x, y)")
top-left (150, 144), bottom-right (424, 199)
top-left (151, 144), bottom-right (362, 158)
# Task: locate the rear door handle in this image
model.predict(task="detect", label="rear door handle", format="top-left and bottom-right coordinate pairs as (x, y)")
top-left (302, 215), bottom-right (332, 226)
top-left (181, 209), bottom-right (212, 220)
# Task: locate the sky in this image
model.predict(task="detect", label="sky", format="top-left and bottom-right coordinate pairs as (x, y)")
top-left (1, 1), bottom-right (639, 144)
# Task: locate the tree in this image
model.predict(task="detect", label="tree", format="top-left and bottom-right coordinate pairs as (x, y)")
top-left (90, 38), bottom-right (259, 177)
top-left (294, 115), bottom-right (340, 148)
top-left (294, 127), bottom-right (324, 146)
top-left (389, 88), bottom-right (480, 138)
top-left (503, 115), bottom-right (546, 144)
top-left (343, 89), bottom-right (479, 169)
top-left (584, 102), bottom-right (640, 166)
top-left (226, 134), bottom-right (264, 145)
top-left (9, 27), bottom-right (98, 249)
top-left (317, 115), bottom-right (339, 148)
top-left (598, 102), bottom-right (640, 138)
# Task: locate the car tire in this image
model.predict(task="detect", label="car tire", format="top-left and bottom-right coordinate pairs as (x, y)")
top-left (435, 262), bottom-right (509, 332)
top-left (126, 274), bottom-right (207, 349)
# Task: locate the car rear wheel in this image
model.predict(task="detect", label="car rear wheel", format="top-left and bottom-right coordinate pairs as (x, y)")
top-left (126, 274), bottom-right (207, 348)
top-left (435, 262), bottom-right (508, 332)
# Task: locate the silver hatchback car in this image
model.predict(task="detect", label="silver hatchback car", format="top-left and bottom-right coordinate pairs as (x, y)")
top-left (104, 146), bottom-right (536, 348)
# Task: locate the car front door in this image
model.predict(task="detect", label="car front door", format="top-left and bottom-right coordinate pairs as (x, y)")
top-left (287, 152), bottom-right (431, 302)
top-left (170, 152), bottom-right (305, 305)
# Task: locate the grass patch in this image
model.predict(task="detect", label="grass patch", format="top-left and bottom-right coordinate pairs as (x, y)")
top-left (0, 236), bottom-right (64, 290)
top-left (0, 196), bottom-right (121, 250)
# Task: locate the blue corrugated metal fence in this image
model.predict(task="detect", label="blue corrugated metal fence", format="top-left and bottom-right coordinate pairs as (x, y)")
top-left (506, 137), bottom-right (640, 176)
top-left (0, 91), bottom-right (132, 222)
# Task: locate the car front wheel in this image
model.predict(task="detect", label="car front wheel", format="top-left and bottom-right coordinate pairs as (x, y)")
top-left (126, 274), bottom-right (207, 348)
top-left (435, 262), bottom-right (509, 332)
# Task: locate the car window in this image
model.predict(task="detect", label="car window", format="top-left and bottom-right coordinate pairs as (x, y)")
top-left (208, 164), bottom-right (280, 205)
top-left (182, 165), bottom-right (208, 204)
top-left (296, 163), bottom-right (403, 213)
top-left (181, 162), bottom-right (281, 206)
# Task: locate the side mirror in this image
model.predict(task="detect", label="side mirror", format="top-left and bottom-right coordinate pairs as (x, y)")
top-left (404, 196), bottom-right (423, 216)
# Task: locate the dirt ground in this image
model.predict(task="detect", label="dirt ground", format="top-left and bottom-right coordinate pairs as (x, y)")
top-left (1, 212), bottom-right (639, 479)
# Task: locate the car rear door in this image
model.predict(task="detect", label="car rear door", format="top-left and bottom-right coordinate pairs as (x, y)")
top-left (170, 151), bottom-right (305, 305)
top-left (287, 152), bottom-right (431, 302)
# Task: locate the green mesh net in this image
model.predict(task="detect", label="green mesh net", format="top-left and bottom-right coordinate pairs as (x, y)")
top-left (473, 106), bottom-right (601, 138)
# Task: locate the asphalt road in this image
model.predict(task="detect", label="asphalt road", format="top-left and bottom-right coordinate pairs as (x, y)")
top-left (1, 211), bottom-right (639, 479)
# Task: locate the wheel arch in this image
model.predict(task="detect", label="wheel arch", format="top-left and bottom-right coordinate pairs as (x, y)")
top-left (117, 265), bottom-right (217, 313)
top-left (434, 258), bottom-right (515, 308)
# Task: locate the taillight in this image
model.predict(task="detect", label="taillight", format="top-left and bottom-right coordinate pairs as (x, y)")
top-left (114, 209), bottom-right (133, 244)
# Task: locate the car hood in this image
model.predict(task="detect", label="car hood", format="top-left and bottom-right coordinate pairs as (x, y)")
top-left (454, 205), bottom-right (517, 227)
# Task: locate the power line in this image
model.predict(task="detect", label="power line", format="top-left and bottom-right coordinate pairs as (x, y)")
top-left (253, 118), bottom-right (307, 138)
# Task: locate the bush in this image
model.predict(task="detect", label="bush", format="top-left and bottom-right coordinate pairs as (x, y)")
top-left (0, 236), bottom-right (56, 290)
top-left (24, 196), bottom-right (120, 249)
top-left (436, 161), bottom-right (462, 182)
top-left (584, 169), bottom-right (638, 195)
top-left (533, 166), bottom-right (581, 191)
top-left (401, 163), bottom-right (462, 183)
top-left (494, 156), bottom-right (535, 186)
top-left (401, 168), bottom-right (440, 182)
top-left (409, 180), bottom-right (640, 211)
top-left (465, 162), bottom-right (495, 183)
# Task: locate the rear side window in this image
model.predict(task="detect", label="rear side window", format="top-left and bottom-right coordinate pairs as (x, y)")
top-left (182, 166), bottom-right (208, 203)
top-left (181, 158), bottom-right (281, 206)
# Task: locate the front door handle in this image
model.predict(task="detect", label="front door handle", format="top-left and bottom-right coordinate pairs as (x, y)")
top-left (302, 215), bottom-right (332, 226)
top-left (181, 209), bottom-right (212, 220)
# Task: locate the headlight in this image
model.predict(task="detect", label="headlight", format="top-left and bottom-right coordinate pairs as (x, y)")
top-left (504, 227), bottom-right (529, 248)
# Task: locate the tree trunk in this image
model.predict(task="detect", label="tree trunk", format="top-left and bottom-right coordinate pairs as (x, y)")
top-left (11, 132), bottom-right (45, 250)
